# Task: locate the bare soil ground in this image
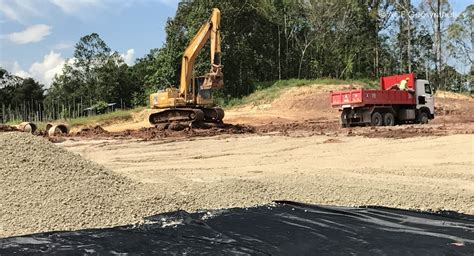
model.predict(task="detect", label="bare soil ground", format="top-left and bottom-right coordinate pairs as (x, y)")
top-left (63, 134), bottom-right (474, 215)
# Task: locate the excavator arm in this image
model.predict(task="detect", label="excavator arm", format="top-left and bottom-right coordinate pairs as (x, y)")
top-left (179, 8), bottom-right (223, 97)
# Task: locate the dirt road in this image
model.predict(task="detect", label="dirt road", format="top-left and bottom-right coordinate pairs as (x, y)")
top-left (63, 133), bottom-right (474, 215)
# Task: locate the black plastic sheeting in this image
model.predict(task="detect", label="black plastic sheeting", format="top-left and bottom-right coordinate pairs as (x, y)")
top-left (1, 201), bottom-right (473, 255)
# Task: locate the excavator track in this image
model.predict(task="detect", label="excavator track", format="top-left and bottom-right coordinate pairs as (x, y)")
top-left (149, 108), bottom-right (205, 125)
top-left (149, 107), bottom-right (225, 125)
top-left (202, 107), bottom-right (225, 123)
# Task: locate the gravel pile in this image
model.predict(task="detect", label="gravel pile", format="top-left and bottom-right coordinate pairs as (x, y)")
top-left (0, 132), bottom-right (163, 237)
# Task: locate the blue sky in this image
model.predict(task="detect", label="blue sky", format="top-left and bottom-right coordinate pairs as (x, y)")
top-left (0, 0), bottom-right (179, 85)
top-left (0, 0), bottom-right (471, 86)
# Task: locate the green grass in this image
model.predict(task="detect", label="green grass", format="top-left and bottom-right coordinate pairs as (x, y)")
top-left (221, 78), bottom-right (376, 108)
top-left (65, 107), bottom-right (145, 127)
top-left (5, 107), bottom-right (146, 130)
top-left (5, 119), bottom-right (23, 126)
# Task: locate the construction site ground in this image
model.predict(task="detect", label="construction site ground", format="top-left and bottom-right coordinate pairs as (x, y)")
top-left (64, 87), bottom-right (474, 213)
top-left (1, 85), bottom-right (473, 237)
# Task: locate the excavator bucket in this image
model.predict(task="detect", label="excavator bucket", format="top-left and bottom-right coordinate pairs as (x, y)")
top-left (202, 64), bottom-right (223, 89)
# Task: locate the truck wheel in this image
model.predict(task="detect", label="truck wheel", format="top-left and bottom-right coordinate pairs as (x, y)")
top-left (383, 113), bottom-right (395, 126)
top-left (371, 112), bottom-right (383, 126)
top-left (340, 112), bottom-right (348, 128)
top-left (418, 111), bottom-right (429, 124)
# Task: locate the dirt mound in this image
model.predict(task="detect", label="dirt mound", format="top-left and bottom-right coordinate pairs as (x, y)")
top-left (76, 125), bottom-right (109, 136)
top-left (271, 87), bottom-right (338, 118)
top-left (0, 124), bottom-right (18, 132)
top-left (257, 120), bottom-right (340, 136)
top-left (229, 85), bottom-right (340, 121)
top-left (435, 91), bottom-right (473, 101)
top-left (110, 123), bottom-right (256, 140)
top-left (346, 125), bottom-right (443, 139)
top-left (132, 108), bottom-right (157, 123)
top-left (0, 132), bottom-right (161, 237)
top-left (434, 97), bottom-right (474, 124)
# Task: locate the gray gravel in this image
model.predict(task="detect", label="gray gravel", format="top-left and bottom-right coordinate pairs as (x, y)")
top-left (0, 132), bottom-right (171, 237)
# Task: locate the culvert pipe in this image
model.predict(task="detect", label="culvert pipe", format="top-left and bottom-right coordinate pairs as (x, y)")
top-left (17, 122), bottom-right (37, 133)
top-left (47, 123), bottom-right (70, 136)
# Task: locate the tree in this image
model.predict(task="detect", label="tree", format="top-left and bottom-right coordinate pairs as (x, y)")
top-left (73, 33), bottom-right (113, 103)
top-left (48, 33), bottom-right (137, 108)
top-left (0, 68), bottom-right (44, 107)
top-left (369, 0), bottom-right (396, 77)
top-left (447, 5), bottom-right (473, 67)
top-left (420, 0), bottom-right (452, 89)
top-left (396, 0), bottom-right (413, 73)
top-left (130, 0), bottom-right (469, 102)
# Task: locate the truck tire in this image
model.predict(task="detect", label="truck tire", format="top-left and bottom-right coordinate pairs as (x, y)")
top-left (340, 112), bottom-right (349, 128)
top-left (383, 112), bottom-right (395, 126)
top-left (371, 112), bottom-right (383, 126)
top-left (418, 111), bottom-right (429, 124)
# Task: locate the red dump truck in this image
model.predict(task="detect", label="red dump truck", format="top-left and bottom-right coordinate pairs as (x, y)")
top-left (331, 73), bottom-right (435, 127)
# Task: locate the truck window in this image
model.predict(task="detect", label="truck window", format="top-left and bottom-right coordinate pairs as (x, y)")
top-left (424, 84), bottom-right (432, 94)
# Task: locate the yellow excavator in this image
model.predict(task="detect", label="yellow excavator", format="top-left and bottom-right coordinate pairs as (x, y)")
top-left (148, 8), bottom-right (224, 125)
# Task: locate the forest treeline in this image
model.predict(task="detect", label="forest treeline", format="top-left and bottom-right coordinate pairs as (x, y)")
top-left (1, 0), bottom-right (472, 121)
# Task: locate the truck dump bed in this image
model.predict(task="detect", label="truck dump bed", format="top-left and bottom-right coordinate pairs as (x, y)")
top-left (331, 73), bottom-right (416, 108)
top-left (331, 89), bottom-right (416, 107)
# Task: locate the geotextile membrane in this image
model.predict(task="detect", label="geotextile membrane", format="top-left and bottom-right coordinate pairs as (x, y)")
top-left (1, 201), bottom-right (473, 255)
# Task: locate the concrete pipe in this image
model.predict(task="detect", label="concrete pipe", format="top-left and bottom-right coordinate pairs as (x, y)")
top-left (47, 123), bottom-right (70, 136)
top-left (18, 122), bottom-right (37, 133)
top-left (45, 123), bottom-right (53, 132)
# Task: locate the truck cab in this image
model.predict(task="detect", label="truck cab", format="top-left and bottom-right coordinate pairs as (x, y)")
top-left (415, 79), bottom-right (435, 122)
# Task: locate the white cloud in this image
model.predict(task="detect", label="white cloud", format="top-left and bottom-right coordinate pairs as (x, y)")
top-left (1, 54), bottom-right (63, 87)
top-left (0, 0), bottom-right (176, 23)
top-left (120, 48), bottom-right (135, 65)
top-left (29, 51), bottom-right (65, 86)
top-left (49, 0), bottom-right (101, 14)
top-left (0, 1), bottom-right (23, 22)
top-left (3, 48), bottom-right (136, 87)
top-left (53, 41), bottom-right (74, 50)
top-left (0, 0), bottom-right (43, 23)
top-left (6, 24), bottom-right (52, 44)
top-left (11, 61), bottom-right (31, 78)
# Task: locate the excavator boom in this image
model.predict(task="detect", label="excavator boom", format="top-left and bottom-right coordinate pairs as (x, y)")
top-left (179, 8), bottom-right (222, 96)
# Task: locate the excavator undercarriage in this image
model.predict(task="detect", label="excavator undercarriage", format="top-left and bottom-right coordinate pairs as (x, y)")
top-left (148, 107), bottom-right (224, 125)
